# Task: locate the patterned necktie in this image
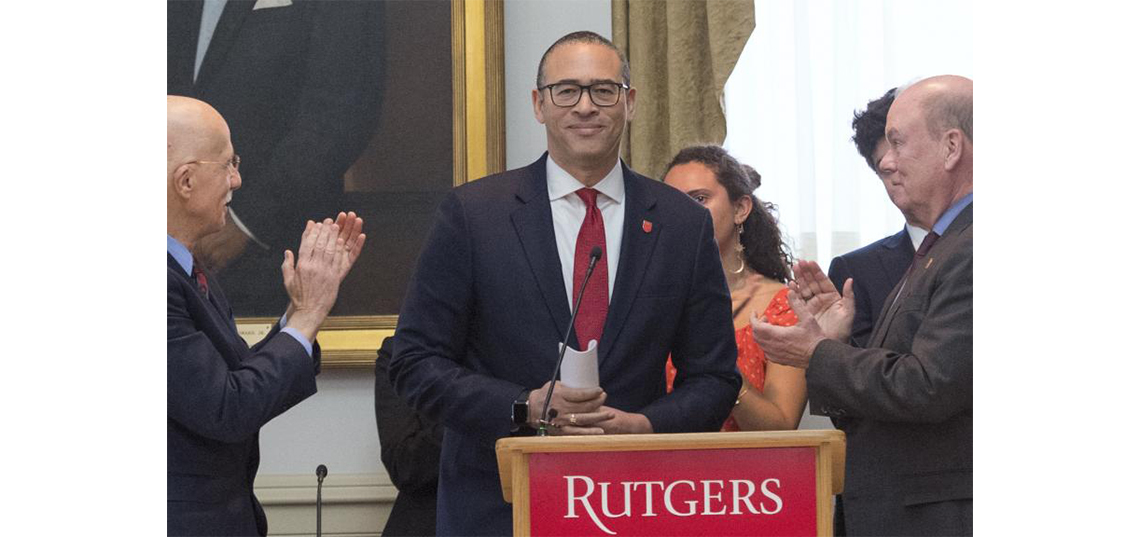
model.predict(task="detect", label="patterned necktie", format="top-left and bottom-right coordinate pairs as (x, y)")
top-left (890, 231), bottom-right (942, 311)
top-left (191, 259), bottom-right (209, 298)
top-left (910, 231), bottom-right (942, 272)
top-left (573, 188), bottom-right (609, 348)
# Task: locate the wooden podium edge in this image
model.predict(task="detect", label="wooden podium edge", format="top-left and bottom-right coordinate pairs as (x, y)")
top-left (495, 430), bottom-right (846, 535)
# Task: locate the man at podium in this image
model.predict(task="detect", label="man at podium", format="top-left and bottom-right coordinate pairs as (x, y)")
top-left (389, 31), bottom-right (740, 536)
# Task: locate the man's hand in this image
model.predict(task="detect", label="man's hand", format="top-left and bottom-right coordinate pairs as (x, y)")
top-left (789, 260), bottom-right (855, 342)
top-left (751, 291), bottom-right (828, 370)
top-left (331, 211), bottom-right (366, 279)
top-left (595, 406), bottom-right (653, 435)
top-left (282, 213), bottom-right (366, 341)
top-left (527, 381), bottom-right (608, 435)
top-left (193, 215), bottom-right (250, 272)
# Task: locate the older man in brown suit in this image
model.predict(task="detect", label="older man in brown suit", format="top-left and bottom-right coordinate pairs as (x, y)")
top-left (754, 75), bottom-right (973, 536)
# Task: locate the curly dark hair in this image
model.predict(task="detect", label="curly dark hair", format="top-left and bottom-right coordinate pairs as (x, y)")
top-left (663, 145), bottom-right (793, 282)
top-left (851, 87), bottom-right (896, 172)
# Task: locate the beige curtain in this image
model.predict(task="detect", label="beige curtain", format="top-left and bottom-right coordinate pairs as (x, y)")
top-left (613, 0), bottom-right (755, 179)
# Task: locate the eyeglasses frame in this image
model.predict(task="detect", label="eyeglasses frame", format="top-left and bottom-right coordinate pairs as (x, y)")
top-left (189, 154), bottom-right (241, 174)
top-left (538, 81), bottom-right (631, 108)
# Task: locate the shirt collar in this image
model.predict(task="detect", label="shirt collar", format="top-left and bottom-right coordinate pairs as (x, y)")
top-left (167, 235), bottom-right (193, 277)
top-left (904, 223), bottom-right (928, 251)
top-left (546, 156), bottom-right (625, 205)
top-left (932, 192), bottom-right (973, 235)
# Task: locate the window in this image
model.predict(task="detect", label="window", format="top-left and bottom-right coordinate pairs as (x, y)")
top-left (724, 0), bottom-right (973, 263)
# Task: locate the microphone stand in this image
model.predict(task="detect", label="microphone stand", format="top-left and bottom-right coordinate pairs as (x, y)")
top-left (316, 464), bottom-right (327, 537)
top-left (538, 247), bottom-right (601, 436)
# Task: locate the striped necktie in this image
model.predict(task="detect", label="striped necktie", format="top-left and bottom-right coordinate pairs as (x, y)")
top-left (191, 260), bottom-right (209, 298)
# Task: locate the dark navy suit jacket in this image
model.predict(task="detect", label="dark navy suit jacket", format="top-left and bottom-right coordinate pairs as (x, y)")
top-left (389, 155), bottom-right (741, 536)
top-left (828, 226), bottom-right (915, 348)
top-left (167, 254), bottom-right (319, 536)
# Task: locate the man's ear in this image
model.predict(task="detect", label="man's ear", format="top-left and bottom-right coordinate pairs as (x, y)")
top-left (943, 129), bottom-right (964, 171)
top-left (625, 86), bottom-right (637, 121)
top-left (532, 88), bottom-right (546, 124)
top-left (172, 164), bottom-right (195, 199)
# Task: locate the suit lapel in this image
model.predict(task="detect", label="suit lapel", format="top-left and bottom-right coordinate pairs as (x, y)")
top-left (204, 272), bottom-right (237, 331)
top-left (876, 227), bottom-right (914, 286)
top-left (169, 253), bottom-right (244, 362)
top-left (868, 206), bottom-right (972, 347)
top-left (869, 280), bottom-right (906, 348)
top-left (194, 0), bottom-right (254, 90)
top-left (598, 164), bottom-right (660, 364)
top-left (510, 156), bottom-right (573, 344)
top-left (168, 251), bottom-right (190, 280)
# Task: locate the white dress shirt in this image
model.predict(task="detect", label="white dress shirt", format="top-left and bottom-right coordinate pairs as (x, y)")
top-left (546, 158), bottom-right (625, 310)
top-left (905, 222), bottom-right (929, 251)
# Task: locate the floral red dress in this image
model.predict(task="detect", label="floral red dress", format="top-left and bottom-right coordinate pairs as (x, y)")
top-left (665, 285), bottom-right (797, 431)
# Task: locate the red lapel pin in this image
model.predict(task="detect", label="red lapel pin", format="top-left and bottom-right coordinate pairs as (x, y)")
top-left (642, 220), bottom-right (653, 233)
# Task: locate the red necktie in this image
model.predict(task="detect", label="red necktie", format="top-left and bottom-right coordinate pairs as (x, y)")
top-left (191, 260), bottom-right (209, 298)
top-left (573, 188), bottom-right (608, 348)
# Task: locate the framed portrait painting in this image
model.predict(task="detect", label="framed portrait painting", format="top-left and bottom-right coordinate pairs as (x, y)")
top-left (228, 0), bottom-right (506, 367)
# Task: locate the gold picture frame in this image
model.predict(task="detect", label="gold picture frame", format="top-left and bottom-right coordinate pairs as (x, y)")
top-left (235, 0), bottom-right (505, 368)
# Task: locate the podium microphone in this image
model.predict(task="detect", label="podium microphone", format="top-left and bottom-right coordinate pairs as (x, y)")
top-left (538, 246), bottom-right (602, 436)
top-left (316, 464), bottom-right (328, 537)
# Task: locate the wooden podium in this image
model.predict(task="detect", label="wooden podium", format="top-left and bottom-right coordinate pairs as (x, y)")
top-left (496, 430), bottom-right (845, 536)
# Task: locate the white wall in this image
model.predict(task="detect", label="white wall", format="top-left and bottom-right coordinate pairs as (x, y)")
top-left (256, 0), bottom-right (614, 481)
top-left (504, 0), bottom-right (611, 169)
top-left (258, 368), bottom-right (381, 475)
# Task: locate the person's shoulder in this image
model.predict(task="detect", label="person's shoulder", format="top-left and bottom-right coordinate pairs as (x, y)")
top-left (946, 203), bottom-right (973, 237)
top-left (626, 169), bottom-right (704, 217)
top-left (167, 255), bottom-right (189, 287)
top-left (167, 260), bottom-right (193, 312)
top-left (451, 161), bottom-right (541, 204)
top-left (942, 217), bottom-right (973, 261)
top-left (835, 229), bottom-right (905, 262)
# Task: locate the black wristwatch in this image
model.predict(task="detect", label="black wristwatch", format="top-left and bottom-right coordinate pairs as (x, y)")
top-left (512, 389), bottom-right (530, 431)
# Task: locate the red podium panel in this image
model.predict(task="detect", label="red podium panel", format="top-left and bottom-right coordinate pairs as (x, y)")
top-left (497, 431), bottom-right (845, 537)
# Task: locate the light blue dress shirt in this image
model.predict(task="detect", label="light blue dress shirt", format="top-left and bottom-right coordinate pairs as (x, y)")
top-left (932, 193), bottom-right (972, 236)
top-left (167, 235), bottom-right (312, 356)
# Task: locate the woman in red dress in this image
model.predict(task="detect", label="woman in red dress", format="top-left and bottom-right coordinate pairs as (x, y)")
top-left (663, 145), bottom-right (805, 431)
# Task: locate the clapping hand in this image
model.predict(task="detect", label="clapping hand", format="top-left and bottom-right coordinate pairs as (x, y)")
top-left (788, 261), bottom-right (854, 342)
top-left (750, 261), bottom-right (855, 369)
top-left (331, 211), bottom-right (366, 279)
top-left (281, 212), bottom-right (366, 341)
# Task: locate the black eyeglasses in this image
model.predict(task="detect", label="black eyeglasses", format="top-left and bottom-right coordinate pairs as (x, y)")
top-left (190, 154), bottom-right (241, 173)
top-left (539, 82), bottom-right (629, 107)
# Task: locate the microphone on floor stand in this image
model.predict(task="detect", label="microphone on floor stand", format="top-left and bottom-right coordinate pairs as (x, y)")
top-left (316, 464), bottom-right (328, 537)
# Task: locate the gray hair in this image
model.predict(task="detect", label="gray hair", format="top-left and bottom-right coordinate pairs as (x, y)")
top-left (923, 92), bottom-right (973, 142)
